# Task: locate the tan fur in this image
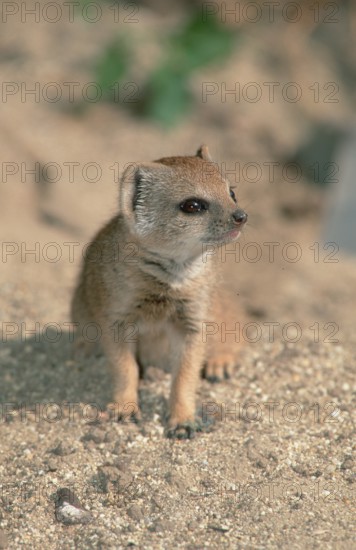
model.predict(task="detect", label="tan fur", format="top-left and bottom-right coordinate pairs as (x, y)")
top-left (71, 146), bottom-right (247, 438)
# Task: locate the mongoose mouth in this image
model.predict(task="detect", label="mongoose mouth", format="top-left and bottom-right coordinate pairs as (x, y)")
top-left (216, 228), bottom-right (242, 243)
top-left (203, 228), bottom-right (241, 245)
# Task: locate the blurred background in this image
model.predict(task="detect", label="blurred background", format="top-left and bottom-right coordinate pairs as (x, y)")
top-left (1, 0), bottom-right (356, 333)
top-left (1, 5), bottom-right (356, 546)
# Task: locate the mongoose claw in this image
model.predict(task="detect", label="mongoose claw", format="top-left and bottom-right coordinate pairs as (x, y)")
top-left (166, 420), bottom-right (201, 440)
top-left (205, 374), bottom-right (221, 384)
top-left (202, 356), bottom-right (235, 383)
top-left (118, 407), bottom-right (142, 424)
top-left (118, 411), bottom-right (142, 424)
top-left (165, 417), bottom-right (214, 439)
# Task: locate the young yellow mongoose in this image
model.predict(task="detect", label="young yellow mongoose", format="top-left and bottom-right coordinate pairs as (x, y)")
top-left (71, 145), bottom-right (247, 438)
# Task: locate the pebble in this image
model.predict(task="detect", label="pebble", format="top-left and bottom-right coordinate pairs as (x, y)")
top-left (340, 457), bottom-right (353, 470)
top-left (208, 524), bottom-right (230, 532)
top-left (55, 488), bottom-right (92, 525)
top-left (46, 458), bottom-right (58, 472)
top-left (127, 504), bottom-right (144, 522)
top-left (81, 428), bottom-right (106, 444)
top-left (50, 441), bottom-right (74, 456)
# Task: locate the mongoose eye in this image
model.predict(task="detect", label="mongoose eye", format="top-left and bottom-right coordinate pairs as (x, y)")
top-left (230, 188), bottom-right (237, 203)
top-left (180, 199), bottom-right (209, 214)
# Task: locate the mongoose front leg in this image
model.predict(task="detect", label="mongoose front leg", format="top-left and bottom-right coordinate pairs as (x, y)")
top-left (101, 334), bottom-right (141, 423)
top-left (202, 288), bottom-right (241, 383)
top-left (166, 331), bottom-right (207, 439)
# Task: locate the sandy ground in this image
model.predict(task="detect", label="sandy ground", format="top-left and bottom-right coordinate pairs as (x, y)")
top-left (0, 4), bottom-right (355, 549)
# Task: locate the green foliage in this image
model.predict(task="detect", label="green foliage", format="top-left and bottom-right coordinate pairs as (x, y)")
top-left (93, 9), bottom-right (236, 126)
top-left (139, 67), bottom-right (193, 127)
top-left (169, 10), bottom-right (235, 73)
top-left (95, 37), bottom-right (130, 98)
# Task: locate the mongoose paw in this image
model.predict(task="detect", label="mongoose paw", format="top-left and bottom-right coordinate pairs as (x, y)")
top-left (108, 401), bottom-right (142, 424)
top-left (118, 409), bottom-right (142, 424)
top-left (117, 411), bottom-right (142, 424)
top-left (165, 417), bottom-right (214, 440)
top-left (202, 355), bottom-right (235, 383)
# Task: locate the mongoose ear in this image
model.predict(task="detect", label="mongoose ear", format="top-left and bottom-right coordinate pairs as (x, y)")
top-left (118, 162), bottom-right (165, 220)
top-left (119, 162), bottom-right (147, 216)
top-left (118, 162), bottom-right (136, 218)
top-left (196, 144), bottom-right (212, 161)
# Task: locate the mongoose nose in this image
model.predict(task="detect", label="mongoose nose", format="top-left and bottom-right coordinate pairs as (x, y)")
top-left (232, 209), bottom-right (248, 226)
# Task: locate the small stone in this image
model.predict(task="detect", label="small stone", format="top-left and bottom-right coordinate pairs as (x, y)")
top-left (291, 463), bottom-right (308, 476)
top-left (97, 465), bottom-right (134, 498)
top-left (104, 429), bottom-right (117, 443)
top-left (164, 471), bottom-right (189, 491)
top-left (50, 441), bottom-right (74, 456)
top-left (208, 523), bottom-right (230, 532)
top-left (112, 441), bottom-right (123, 455)
top-left (55, 488), bottom-right (92, 525)
top-left (340, 458), bottom-right (353, 470)
top-left (148, 521), bottom-right (163, 533)
top-left (46, 458), bottom-right (58, 472)
top-left (246, 446), bottom-right (268, 469)
top-left (81, 428), bottom-right (105, 444)
top-left (127, 504), bottom-right (144, 522)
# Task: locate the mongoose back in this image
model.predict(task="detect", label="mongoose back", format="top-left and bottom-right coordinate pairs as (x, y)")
top-left (71, 145), bottom-right (247, 438)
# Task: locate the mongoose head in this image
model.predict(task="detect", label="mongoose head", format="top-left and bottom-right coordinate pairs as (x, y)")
top-left (118, 145), bottom-right (247, 263)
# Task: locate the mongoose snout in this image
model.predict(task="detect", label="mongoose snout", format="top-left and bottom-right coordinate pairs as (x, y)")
top-left (232, 209), bottom-right (248, 226)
